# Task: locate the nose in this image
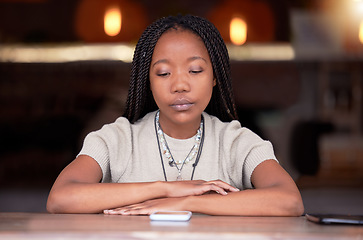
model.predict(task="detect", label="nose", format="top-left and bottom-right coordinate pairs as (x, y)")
top-left (171, 72), bottom-right (190, 93)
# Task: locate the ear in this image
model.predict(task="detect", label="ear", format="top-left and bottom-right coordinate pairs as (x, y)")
top-left (213, 78), bottom-right (217, 87)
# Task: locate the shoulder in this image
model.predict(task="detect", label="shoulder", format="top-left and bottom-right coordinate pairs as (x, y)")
top-left (203, 112), bottom-right (276, 161)
top-left (78, 111), bottom-right (157, 181)
top-left (86, 111), bottom-right (156, 143)
top-left (202, 113), bottom-right (277, 189)
top-left (203, 112), bottom-right (262, 143)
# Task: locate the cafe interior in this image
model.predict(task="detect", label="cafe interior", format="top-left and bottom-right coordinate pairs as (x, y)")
top-left (0, 0), bottom-right (362, 215)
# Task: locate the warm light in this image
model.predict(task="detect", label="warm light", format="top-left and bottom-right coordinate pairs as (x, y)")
top-left (229, 17), bottom-right (247, 45)
top-left (104, 6), bottom-right (122, 37)
top-left (360, 20), bottom-right (363, 44)
top-left (0, 44), bottom-right (135, 63)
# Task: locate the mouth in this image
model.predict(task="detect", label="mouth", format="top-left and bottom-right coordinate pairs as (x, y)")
top-left (170, 99), bottom-right (194, 111)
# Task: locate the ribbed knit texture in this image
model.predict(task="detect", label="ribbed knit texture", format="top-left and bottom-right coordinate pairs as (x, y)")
top-left (78, 111), bottom-right (277, 189)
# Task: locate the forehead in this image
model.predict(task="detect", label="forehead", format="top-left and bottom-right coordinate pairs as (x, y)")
top-left (162, 27), bottom-right (200, 40)
top-left (153, 28), bottom-right (208, 56)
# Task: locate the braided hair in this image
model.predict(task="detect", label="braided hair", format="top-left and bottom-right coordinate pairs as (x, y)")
top-left (123, 14), bottom-right (238, 123)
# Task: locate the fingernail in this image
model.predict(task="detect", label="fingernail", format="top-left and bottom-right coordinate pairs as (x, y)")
top-left (121, 210), bottom-right (130, 215)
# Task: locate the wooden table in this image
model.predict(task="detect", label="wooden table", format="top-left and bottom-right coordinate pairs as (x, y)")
top-left (0, 212), bottom-right (362, 239)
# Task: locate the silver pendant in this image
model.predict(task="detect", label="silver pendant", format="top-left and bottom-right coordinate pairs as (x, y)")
top-left (176, 174), bottom-right (183, 181)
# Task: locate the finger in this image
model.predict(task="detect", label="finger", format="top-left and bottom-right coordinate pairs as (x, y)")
top-left (207, 180), bottom-right (240, 192)
top-left (106, 202), bottom-right (156, 215)
top-left (104, 208), bottom-right (128, 215)
top-left (104, 207), bottom-right (144, 215)
top-left (123, 208), bottom-right (153, 216)
top-left (204, 183), bottom-right (229, 195)
top-left (104, 203), bottom-right (142, 214)
top-left (222, 184), bottom-right (240, 192)
top-left (108, 205), bottom-right (153, 215)
top-left (204, 182), bottom-right (239, 195)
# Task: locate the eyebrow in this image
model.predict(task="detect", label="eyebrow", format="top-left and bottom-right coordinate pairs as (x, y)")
top-left (151, 56), bottom-right (207, 68)
top-left (188, 56), bottom-right (207, 63)
top-left (152, 59), bottom-right (169, 68)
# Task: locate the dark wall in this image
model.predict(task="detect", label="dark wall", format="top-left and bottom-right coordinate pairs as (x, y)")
top-left (0, 61), bottom-right (130, 187)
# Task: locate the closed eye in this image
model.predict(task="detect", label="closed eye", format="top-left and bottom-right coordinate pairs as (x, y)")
top-left (190, 70), bottom-right (203, 74)
top-left (157, 72), bottom-right (170, 77)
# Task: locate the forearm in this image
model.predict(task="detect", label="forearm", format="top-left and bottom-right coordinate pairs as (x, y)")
top-left (47, 181), bottom-right (165, 214)
top-left (184, 188), bottom-right (304, 216)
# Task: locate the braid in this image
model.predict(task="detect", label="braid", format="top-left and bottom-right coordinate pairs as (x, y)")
top-left (123, 15), bottom-right (238, 123)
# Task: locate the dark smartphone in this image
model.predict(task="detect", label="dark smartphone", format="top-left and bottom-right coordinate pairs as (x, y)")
top-left (306, 214), bottom-right (363, 225)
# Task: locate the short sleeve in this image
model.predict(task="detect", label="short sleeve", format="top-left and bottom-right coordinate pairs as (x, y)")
top-left (219, 119), bottom-right (277, 189)
top-left (77, 117), bottom-right (132, 182)
top-left (241, 136), bottom-right (277, 189)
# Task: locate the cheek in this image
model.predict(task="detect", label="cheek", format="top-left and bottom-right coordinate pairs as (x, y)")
top-left (150, 80), bottom-right (166, 105)
top-left (207, 77), bottom-right (216, 101)
top-left (149, 76), bottom-right (155, 92)
top-left (149, 79), bottom-right (158, 101)
top-left (197, 78), bottom-right (214, 102)
top-left (149, 77), bottom-right (159, 96)
top-left (205, 74), bottom-right (216, 93)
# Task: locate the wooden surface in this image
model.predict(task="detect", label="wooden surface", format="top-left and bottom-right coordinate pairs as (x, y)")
top-left (0, 212), bottom-right (362, 240)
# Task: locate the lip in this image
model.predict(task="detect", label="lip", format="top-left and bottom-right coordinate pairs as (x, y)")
top-left (170, 98), bottom-right (194, 111)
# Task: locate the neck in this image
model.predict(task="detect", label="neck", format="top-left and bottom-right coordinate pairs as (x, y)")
top-left (158, 112), bottom-right (202, 139)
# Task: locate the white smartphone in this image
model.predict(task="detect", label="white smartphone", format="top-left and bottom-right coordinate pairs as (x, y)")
top-left (149, 211), bottom-right (192, 221)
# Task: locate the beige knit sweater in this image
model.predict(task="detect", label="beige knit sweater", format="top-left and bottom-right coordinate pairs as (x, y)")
top-left (78, 111), bottom-right (277, 190)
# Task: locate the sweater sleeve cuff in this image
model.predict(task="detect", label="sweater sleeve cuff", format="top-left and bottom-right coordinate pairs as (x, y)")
top-left (77, 132), bottom-right (110, 182)
top-left (243, 140), bottom-right (278, 189)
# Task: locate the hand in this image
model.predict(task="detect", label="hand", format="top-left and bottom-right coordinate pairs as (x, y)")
top-left (104, 197), bottom-right (185, 215)
top-left (103, 180), bottom-right (240, 216)
top-left (164, 179), bottom-right (240, 198)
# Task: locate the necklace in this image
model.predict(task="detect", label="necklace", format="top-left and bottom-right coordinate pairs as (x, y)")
top-left (154, 110), bottom-right (205, 181)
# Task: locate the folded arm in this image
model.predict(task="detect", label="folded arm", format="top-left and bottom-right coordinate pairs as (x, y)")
top-left (46, 155), bottom-right (238, 214)
top-left (187, 160), bottom-right (304, 216)
top-left (105, 160), bottom-right (304, 216)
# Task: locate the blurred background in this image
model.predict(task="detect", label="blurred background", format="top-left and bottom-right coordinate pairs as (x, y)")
top-left (0, 0), bottom-right (362, 214)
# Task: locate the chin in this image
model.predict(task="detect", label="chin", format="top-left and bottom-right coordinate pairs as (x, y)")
top-left (172, 111), bottom-right (202, 124)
